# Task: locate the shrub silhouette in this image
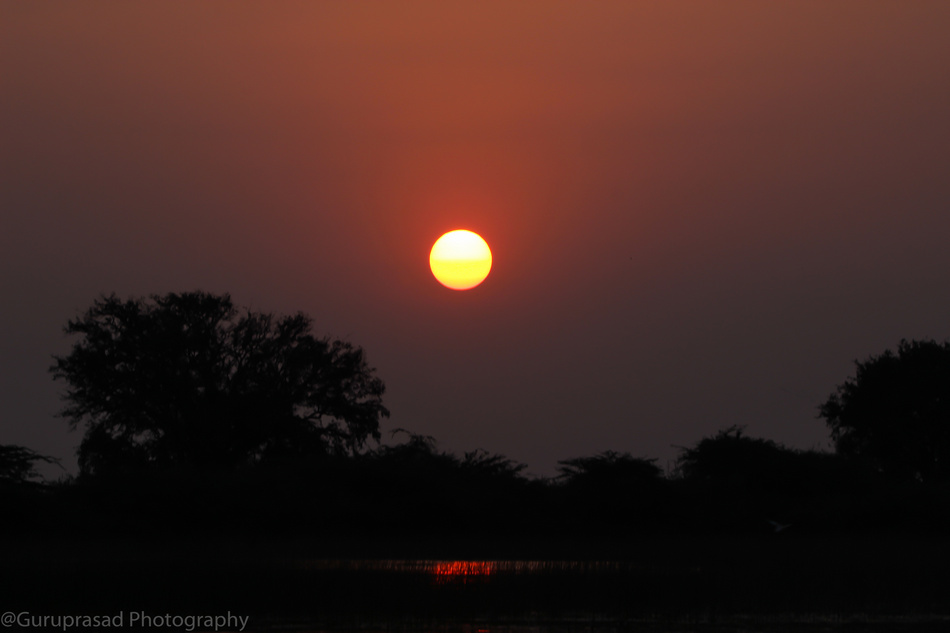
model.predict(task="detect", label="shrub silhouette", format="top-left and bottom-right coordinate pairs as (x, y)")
top-left (673, 427), bottom-right (825, 532)
top-left (359, 431), bottom-right (530, 537)
top-left (555, 451), bottom-right (665, 531)
top-left (675, 426), bottom-right (794, 486)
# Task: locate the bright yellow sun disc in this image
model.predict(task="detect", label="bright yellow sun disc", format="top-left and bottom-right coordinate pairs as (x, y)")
top-left (429, 230), bottom-right (492, 290)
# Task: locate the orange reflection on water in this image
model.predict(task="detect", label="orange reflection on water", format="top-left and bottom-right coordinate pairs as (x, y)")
top-left (431, 561), bottom-right (496, 584)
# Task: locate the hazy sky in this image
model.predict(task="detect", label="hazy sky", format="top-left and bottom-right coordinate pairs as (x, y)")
top-left (3, 2), bottom-right (950, 477)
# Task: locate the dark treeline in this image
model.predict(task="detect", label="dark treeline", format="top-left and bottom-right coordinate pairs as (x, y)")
top-left (8, 432), bottom-right (950, 621)
top-left (4, 425), bottom-right (950, 549)
top-left (4, 292), bottom-right (950, 552)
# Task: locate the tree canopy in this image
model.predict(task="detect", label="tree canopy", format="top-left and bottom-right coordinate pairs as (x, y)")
top-left (819, 339), bottom-right (950, 483)
top-left (51, 292), bottom-right (389, 477)
top-left (674, 426), bottom-right (792, 484)
top-left (557, 451), bottom-right (662, 487)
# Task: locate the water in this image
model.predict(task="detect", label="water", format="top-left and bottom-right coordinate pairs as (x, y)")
top-left (8, 539), bottom-right (950, 631)
top-left (248, 558), bottom-right (950, 632)
top-left (293, 559), bottom-right (634, 575)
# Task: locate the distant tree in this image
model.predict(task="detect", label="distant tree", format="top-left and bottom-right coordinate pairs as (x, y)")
top-left (674, 426), bottom-right (795, 485)
top-left (298, 430), bottom-right (520, 535)
top-left (555, 451), bottom-right (664, 529)
top-left (51, 292), bottom-right (389, 477)
top-left (373, 430), bottom-right (526, 483)
top-left (460, 448), bottom-right (527, 480)
top-left (672, 427), bottom-right (820, 532)
top-left (557, 451), bottom-right (662, 487)
top-left (819, 339), bottom-right (950, 483)
top-left (0, 444), bottom-right (60, 485)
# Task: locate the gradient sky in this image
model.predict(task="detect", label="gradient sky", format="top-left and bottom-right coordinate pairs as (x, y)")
top-left (3, 2), bottom-right (950, 477)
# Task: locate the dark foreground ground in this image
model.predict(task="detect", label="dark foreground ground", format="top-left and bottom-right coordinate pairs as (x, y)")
top-left (3, 534), bottom-right (950, 631)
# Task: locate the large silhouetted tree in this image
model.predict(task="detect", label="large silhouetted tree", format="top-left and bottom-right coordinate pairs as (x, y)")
top-left (52, 292), bottom-right (389, 477)
top-left (820, 339), bottom-right (950, 483)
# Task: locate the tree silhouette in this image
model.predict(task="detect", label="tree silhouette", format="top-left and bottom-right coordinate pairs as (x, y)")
top-left (51, 292), bottom-right (389, 477)
top-left (557, 451), bottom-right (662, 486)
top-left (819, 339), bottom-right (950, 483)
top-left (674, 426), bottom-right (794, 485)
top-left (671, 427), bottom-right (829, 532)
top-left (0, 444), bottom-right (59, 485)
top-left (556, 451), bottom-right (664, 531)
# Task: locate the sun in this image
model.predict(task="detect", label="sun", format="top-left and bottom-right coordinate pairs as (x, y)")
top-left (429, 230), bottom-right (492, 290)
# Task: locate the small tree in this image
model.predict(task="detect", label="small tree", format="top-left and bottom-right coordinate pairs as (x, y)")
top-left (674, 426), bottom-right (793, 484)
top-left (557, 451), bottom-right (662, 486)
top-left (555, 451), bottom-right (664, 529)
top-left (51, 292), bottom-right (389, 477)
top-left (819, 339), bottom-right (950, 483)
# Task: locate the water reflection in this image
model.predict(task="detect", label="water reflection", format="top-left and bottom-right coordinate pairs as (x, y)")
top-left (295, 559), bottom-right (630, 577)
top-left (292, 558), bottom-right (640, 592)
top-left (432, 560), bottom-right (495, 583)
top-left (274, 558), bottom-right (946, 631)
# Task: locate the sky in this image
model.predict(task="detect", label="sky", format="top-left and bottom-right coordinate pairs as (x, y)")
top-left (3, 2), bottom-right (950, 478)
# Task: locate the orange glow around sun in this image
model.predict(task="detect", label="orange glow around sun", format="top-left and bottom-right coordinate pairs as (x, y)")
top-left (429, 230), bottom-right (492, 290)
